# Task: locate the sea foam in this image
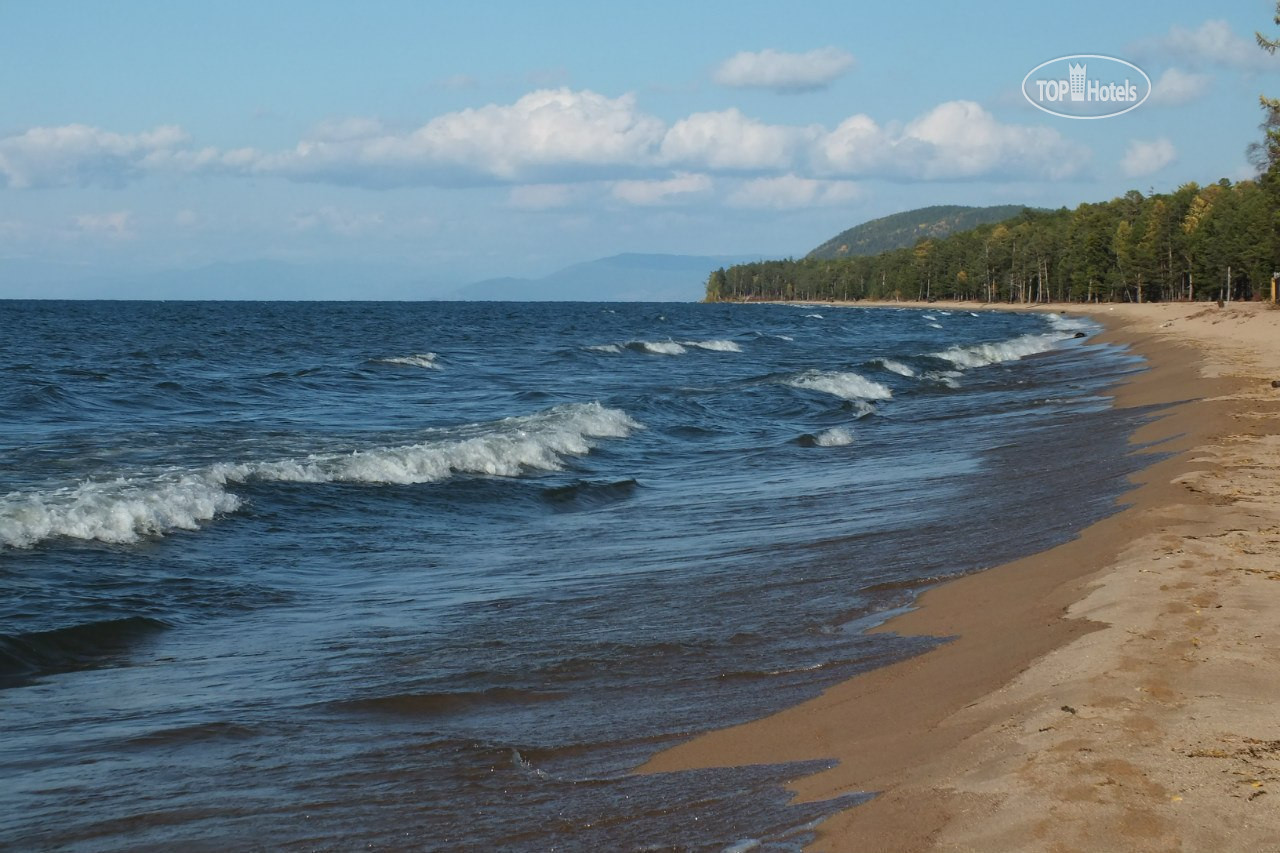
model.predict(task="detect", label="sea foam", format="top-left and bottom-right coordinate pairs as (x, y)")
top-left (377, 353), bottom-right (440, 369)
top-left (0, 403), bottom-right (639, 549)
top-left (813, 427), bottom-right (854, 447)
top-left (876, 359), bottom-right (916, 378)
top-left (787, 371), bottom-right (893, 401)
top-left (933, 333), bottom-right (1064, 369)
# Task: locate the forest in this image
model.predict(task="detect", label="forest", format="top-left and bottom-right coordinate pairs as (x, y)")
top-left (706, 177), bottom-right (1280, 305)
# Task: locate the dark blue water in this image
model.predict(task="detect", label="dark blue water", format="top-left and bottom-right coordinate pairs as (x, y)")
top-left (0, 301), bottom-right (1149, 850)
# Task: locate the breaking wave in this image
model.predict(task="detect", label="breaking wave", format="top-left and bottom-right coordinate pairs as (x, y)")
top-left (786, 371), bottom-right (892, 401)
top-left (876, 359), bottom-right (916, 378)
top-left (813, 427), bottom-right (854, 447)
top-left (376, 353), bottom-right (440, 369)
top-left (0, 403), bottom-right (640, 549)
top-left (592, 339), bottom-right (741, 355)
top-left (932, 333), bottom-right (1065, 369)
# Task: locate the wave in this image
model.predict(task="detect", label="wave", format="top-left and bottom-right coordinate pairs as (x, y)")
top-left (786, 371), bottom-right (892, 402)
top-left (332, 687), bottom-right (566, 717)
top-left (804, 313), bottom-right (824, 319)
top-left (932, 332), bottom-right (1065, 369)
top-left (375, 353), bottom-right (440, 369)
top-left (924, 370), bottom-right (962, 389)
top-left (592, 339), bottom-right (741, 355)
top-left (0, 616), bottom-right (169, 685)
top-left (541, 478), bottom-right (639, 512)
top-left (0, 403), bottom-right (640, 549)
top-left (927, 323), bottom-right (943, 330)
top-left (875, 359), bottom-right (916, 378)
top-left (813, 427), bottom-right (854, 447)
top-left (1045, 312), bottom-right (1093, 333)
top-left (683, 339), bottom-right (742, 353)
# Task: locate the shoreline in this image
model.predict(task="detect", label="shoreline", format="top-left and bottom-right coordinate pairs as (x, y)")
top-left (641, 300), bottom-right (1280, 850)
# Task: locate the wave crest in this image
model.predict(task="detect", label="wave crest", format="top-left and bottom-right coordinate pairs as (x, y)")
top-left (787, 371), bottom-right (892, 401)
top-left (0, 403), bottom-right (639, 549)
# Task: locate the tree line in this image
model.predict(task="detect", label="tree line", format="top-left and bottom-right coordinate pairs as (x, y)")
top-left (705, 177), bottom-right (1280, 305)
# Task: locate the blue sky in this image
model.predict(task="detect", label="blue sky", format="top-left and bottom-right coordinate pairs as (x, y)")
top-left (2, 0), bottom-right (1278, 297)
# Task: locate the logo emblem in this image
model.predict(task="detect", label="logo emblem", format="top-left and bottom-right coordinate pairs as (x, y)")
top-left (1023, 55), bottom-right (1150, 119)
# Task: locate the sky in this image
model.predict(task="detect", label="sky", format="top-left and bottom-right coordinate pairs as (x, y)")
top-left (1, 0), bottom-right (1278, 298)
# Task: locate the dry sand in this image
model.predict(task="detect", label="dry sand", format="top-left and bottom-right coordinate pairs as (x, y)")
top-left (640, 300), bottom-right (1280, 852)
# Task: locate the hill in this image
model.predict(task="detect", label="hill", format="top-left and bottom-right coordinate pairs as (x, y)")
top-left (806, 204), bottom-right (1033, 260)
top-left (452, 252), bottom-right (761, 301)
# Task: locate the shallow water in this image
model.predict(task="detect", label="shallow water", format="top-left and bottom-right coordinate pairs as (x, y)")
top-left (0, 300), bottom-right (1149, 850)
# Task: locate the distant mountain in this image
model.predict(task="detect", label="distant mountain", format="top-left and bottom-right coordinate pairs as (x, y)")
top-left (452, 252), bottom-right (762, 302)
top-left (806, 205), bottom-right (1034, 260)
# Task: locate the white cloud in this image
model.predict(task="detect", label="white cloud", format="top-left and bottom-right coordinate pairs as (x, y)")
top-left (1149, 67), bottom-right (1211, 105)
top-left (74, 210), bottom-right (135, 239)
top-left (257, 88), bottom-right (667, 186)
top-left (0, 91), bottom-right (1091, 193)
top-left (660, 109), bottom-right (809, 171)
top-left (611, 172), bottom-right (712, 205)
top-left (726, 175), bottom-right (862, 209)
top-left (714, 47), bottom-right (855, 92)
top-left (0, 125), bottom-right (187, 188)
top-left (1120, 138), bottom-right (1177, 176)
top-left (814, 101), bottom-right (1087, 180)
top-left (1138, 20), bottom-right (1274, 71)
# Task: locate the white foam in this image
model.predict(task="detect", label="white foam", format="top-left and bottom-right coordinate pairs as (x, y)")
top-left (877, 359), bottom-right (916, 377)
top-left (586, 344), bottom-right (623, 354)
top-left (814, 427), bottom-right (854, 447)
top-left (1045, 312), bottom-right (1093, 333)
top-left (787, 371), bottom-right (893, 401)
top-left (804, 313), bottom-right (824, 319)
top-left (0, 474), bottom-right (242, 549)
top-left (638, 341), bottom-right (687, 355)
top-left (924, 370), bottom-right (962, 389)
top-left (933, 333), bottom-right (1063, 369)
top-left (0, 403), bottom-right (640, 549)
top-left (377, 353), bottom-right (440, 369)
top-left (682, 339), bottom-right (742, 353)
top-left (922, 314), bottom-right (937, 321)
top-left (928, 323), bottom-right (943, 330)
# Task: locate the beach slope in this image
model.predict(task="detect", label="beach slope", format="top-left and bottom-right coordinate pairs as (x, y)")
top-left (641, 301), bottom-right (1280, 852)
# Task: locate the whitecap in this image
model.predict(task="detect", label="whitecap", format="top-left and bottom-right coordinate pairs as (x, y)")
top-left (637, 341), bottom-right (687, 355)
top-left (813, 427), bottom-right (854, 447)
top-left (804, 313), bottom-right (824, 319)
top-left (932, 333), bottom-right (1064, 369)
top-left (682, 339), bottom-right (742, 353)
top-left (928, 323), bottom-right (943, 330)
top-left (876, 359), bottom-right (916, 378)
top-left (787, 370), bottom-right (893, 401)
top-left (377, 353), bottom-right (440, 369)
top-left (0, 403), bottom-right (640, 549)
top-left (586, 344), bottom-right (623, 354)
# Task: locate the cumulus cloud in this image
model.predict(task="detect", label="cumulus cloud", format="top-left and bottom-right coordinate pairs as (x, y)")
top-left (0, 124), bottom-right (187, 188)
top-left (1, 91), bottom-right (1090, 194)
top-left (661, 109), bottom-right (810, 171)
top-left (1121, 138), bottom-right (1177, 176)
top-left (727, 175), bottom-right (862, 208)
top-left (814, 100), bottom-right (1087, 180)
top-left (1136, 20), bottom-right (1274, 71)
top-left (611, 172), bottom-right (712, 205)
top-left (714, 47), bottom-right (855, 92)
top-left (1149, 67), bottom-right (1211, 105)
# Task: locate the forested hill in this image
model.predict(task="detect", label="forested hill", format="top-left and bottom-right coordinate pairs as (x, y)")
top-left (806, 205), bottom-right (1033, 260)
top-left (705, 178), bottom-right (1278, 304)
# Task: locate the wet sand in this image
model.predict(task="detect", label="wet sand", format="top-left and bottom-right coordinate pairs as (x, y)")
top-left (641, 300), bottom-right (1280, 851)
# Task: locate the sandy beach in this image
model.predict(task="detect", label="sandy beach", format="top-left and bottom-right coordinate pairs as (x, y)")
top-left (641, 300), bottom-right (1280, 851)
